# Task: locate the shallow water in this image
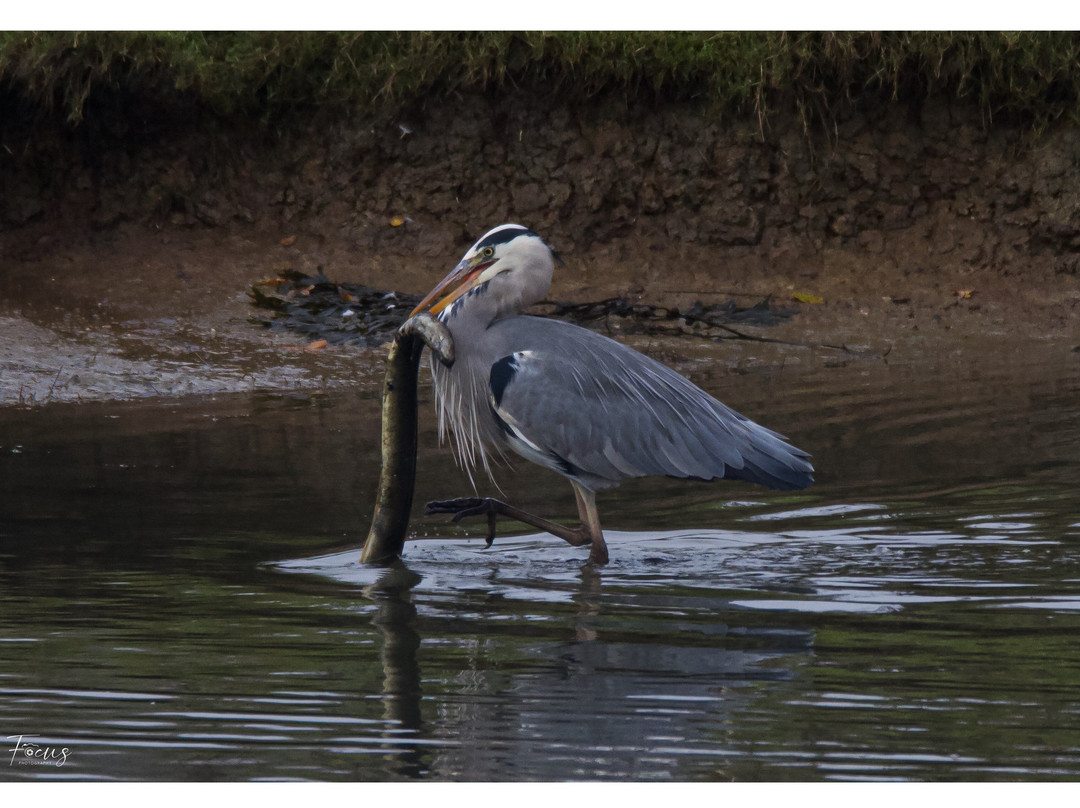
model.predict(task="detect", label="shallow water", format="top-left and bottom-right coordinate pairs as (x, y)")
top-left (1, 339), bottom-right (1079, 781)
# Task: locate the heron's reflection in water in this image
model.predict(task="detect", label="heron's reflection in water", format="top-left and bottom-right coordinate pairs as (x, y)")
top-left (572, 564), bottom-right (602, 643)
top-left (359, 558), bottom-right (613, 777)
top-left (355, 550), bottom-right (815, 780)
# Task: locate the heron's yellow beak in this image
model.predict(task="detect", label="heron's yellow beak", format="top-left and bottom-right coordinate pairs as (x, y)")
top-left (410, 257), bottom-right (495, 317)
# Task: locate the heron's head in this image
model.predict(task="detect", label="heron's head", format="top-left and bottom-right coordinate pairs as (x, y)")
top-left (410, 224), bottom-right (556, 319)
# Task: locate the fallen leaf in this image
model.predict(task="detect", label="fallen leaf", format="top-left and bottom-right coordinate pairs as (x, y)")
top-left (306, 339), bottom-right (328, 351)
top-left (339, 290), bottom-right (358, 303)
top-left (280, 235), bottom-right (297, 247)
top-left (955, 289), bottom-right (974, 299)
top-left (255, 277), bottom-right (290, 287)
top-left (299, 284), bottom-right (316, 296)
top-left (390, 216), bottom-right (405, 227)
top-left (792, 292), bottom-right (824, 304)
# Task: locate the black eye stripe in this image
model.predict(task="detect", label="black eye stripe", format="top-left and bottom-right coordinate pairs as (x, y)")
top-left (473, 225), bottom-right (536, 252)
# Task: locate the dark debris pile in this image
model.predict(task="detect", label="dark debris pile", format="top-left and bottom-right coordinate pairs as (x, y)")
top-left (249, 269), bottom-right (423, 346)
top-left (540, 297), bottom-right (797, 335)
top-left (249, 269), bottom-right (798, 346)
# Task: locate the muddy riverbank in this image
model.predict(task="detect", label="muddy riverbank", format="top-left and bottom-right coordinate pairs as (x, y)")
top-left (2, 92), bottom-right (1079, 405)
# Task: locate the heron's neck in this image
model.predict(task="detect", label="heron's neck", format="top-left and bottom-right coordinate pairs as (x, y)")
top-left (437, 281), bottom-right (525, 336)
top-left (430, 285), bottom-right (511, 482)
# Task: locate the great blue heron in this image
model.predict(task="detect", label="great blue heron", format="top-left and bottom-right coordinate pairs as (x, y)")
top-left (411, 224), bottom-right (813, 564)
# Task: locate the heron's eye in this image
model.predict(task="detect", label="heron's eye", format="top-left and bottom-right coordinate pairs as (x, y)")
top-left (481, 247), bottom-right (495, 259)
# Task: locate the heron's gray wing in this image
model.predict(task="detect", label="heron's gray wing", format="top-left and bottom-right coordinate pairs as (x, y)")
top-left (486, 318), bottom-right (813, 491)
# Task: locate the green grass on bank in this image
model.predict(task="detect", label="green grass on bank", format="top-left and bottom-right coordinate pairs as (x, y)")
top-left (2, 32), bottom-right (1080, 131)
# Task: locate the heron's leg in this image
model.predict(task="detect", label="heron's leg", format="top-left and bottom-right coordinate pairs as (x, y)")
top-left (425, 497), bottom-right (597, 551)
top-left (571, 482), bottom-right (609, 566)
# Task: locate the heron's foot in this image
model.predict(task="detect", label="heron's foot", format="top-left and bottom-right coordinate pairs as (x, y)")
top-left (425, 496), bottom-right (596, 551)
top-left (587, 538), bottom-right (609, 566)
top-left (425, 496), bottom-right (489, 518)
top-left (425, 497), bottom-right (500, 547)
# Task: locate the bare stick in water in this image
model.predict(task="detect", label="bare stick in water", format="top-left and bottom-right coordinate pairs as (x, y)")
top-left (360, 314), bottom-right (454, 565)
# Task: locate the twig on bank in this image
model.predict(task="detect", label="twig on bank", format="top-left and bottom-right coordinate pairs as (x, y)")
top-left (45, 365), bottom-right (64, 401)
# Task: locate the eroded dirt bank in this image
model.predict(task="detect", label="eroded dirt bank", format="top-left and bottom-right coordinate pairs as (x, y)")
top-left (1, 92), bottom-right (1079, 405)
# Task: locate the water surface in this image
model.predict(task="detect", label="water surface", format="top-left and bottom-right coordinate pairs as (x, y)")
top-left (1, 339), bottom-right (1078, 780)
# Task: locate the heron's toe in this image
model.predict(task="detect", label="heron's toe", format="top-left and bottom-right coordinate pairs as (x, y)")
top-left (425, 497), bottom-right (486, 515)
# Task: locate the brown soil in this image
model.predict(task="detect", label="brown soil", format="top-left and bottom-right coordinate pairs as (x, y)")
top-left (2, 92), bottom-right (1079, 404)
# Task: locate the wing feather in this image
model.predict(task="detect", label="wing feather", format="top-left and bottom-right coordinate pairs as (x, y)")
top-left (486, 317), bottom-right (813, 491)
